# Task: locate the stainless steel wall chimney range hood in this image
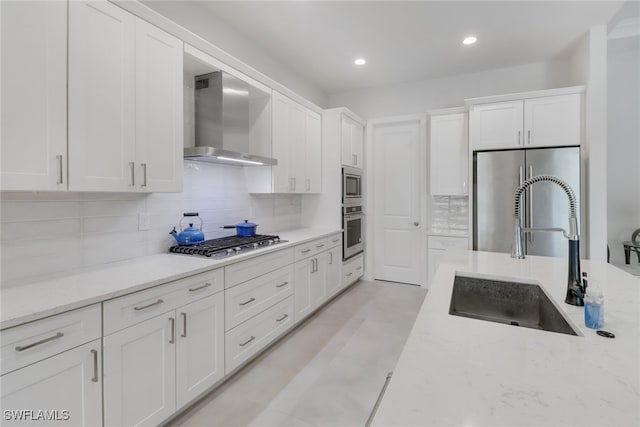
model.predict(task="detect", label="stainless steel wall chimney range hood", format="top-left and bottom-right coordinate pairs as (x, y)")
top-left (184, 71), bottom-right (277, 166)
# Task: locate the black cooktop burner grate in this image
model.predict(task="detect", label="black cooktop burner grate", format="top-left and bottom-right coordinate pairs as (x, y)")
top-left (169, 234), bottom-right (282, 257)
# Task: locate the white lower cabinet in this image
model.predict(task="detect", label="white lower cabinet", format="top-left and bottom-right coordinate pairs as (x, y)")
top-left (294, 255), bottom-right (327, 322)
top-left (342, 253), bottom-right (364, 287)
top-left (427, 236), bottom-right (468, 284)
top-left (225, 296), bottom-right (294, 374)
top-left (103, 287), bottom-right (224, 426)
top-left (325, 246), bottom-right (343, 298)
top-left (0, 340), bottom-right (102, 427)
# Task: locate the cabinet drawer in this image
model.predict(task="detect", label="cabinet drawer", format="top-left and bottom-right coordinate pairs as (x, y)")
top-left (225, 248), bottom-right (294, 289)
top-left (225, 265), bottom-right (293, 331)
top-left (326, 233), bottom-right (342, 249)
top-left (295, 237), bottom-right (328, 261)
top-left (103, 268), bottom-right (223, 335)
top-left (1, 304), bottom-right (101, 375)
top-left (342, 254), bottom-right (364, 286)
top-left (428, 236), bottom-right (468, 250)
top-left (225, 296), bottom-right (294, 374)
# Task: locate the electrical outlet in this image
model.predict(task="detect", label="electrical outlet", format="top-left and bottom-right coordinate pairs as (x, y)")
top-left (138, 212), bottom-right (151, 231)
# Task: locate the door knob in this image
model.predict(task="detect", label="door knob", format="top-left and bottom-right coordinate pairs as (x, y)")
top-left (413, 222), bottom-right (420, 226)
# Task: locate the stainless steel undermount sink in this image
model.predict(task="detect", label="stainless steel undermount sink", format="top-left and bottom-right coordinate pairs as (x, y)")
top-left (449, 274), bottom-right (579, 336)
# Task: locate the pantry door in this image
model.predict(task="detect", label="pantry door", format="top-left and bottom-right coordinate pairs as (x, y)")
top-left (370, 115), bottom-right (427, 286)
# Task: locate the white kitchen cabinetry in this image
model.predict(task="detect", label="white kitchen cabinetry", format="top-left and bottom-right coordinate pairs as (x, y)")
top-left (103, 269), bottom-right (225, 426)
top-left (341, 115), bottom-right (364, 168)
top-left (1, 340), bottom-right (103, 427)
top-left (249, 92), bottom-right (321, 194)
top-left (69, 1), bottom-right (183, 192)
top-left (427, 235), bottom-right (468, 285)
top-left (0, 305), bottom-right (102, 427)
top-left (429, 111), bottom-right (468, 196)
top-left (342, 253), bottom-right (364, 287)
top-left (469, 92), bottom-right (582, 151)
top-left (325, 246), bottom-right (343, 298)
top-left (294, 255), bottom-right (327, 321)
top-left (1, 1), bottom-right (67, 191)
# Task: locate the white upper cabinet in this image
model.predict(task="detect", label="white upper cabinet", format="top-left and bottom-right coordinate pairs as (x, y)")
top-left (524, 94), bottom-right (581, 148)
top-left (1, 1), bottom-right (67, 191)
top-left (469, 91), bottom-right (582, 151)
top-left (68, 0), bottom-right (137, 192)
top-left (430, 112), bottom-right (468, 196)
top-left (68, 1), bottom-right (183, 192)
top-left (341, 115), bottom-right (364, 168)
top-left (135, 18), bottom-right (184, 193)
top-left (470, 100), bottom-right (524, 150)
top-left (248, 91), bottom-right (321, 194)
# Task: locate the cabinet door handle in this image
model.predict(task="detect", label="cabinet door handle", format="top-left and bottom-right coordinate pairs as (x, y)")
top-left (517, 131), bottom-right (521, 145)
top-left (346, 272), bottom-right (353, 277)
top-left (91, 349), bottom-right (99, 383)
top-left (239, 336), bottom-right (255, 347)
top-left (15, 332), bottom-right (64, 352)
top-left (129, 162), bottom-right (135, 186)
top-left (134, 299), bottom-right (164, 311)
top-left (301, 248), bottom-right (311, 254)
top-left (141, 163), bottom-right (147, 187)
top-left (56, 155), bottom-right (64, 184)
top-left (276, 281), bottom-right (288, 288)
top-left (239, 297), bottom-right (256, 306)
top-left (329, 251), bottom-right (333, 265)
top-left (316, 244), bottom-right (325, 249)
top-left (181, 312), bottom-right (187, 338)
top-left (169, 317), bottom-right (175, 344)
top-left (276, 314), bottom-right (288, 322)
top-left (527, 130), bottom-right (531, 145)
top-left (353, 154), bottom-right (357, 165)
top-left (189, 282), bottom-right (212, 292)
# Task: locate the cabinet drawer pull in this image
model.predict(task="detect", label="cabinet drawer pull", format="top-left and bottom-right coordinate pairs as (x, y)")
top-left (91, 349), bottom-right (98, 383)
top-left (189, 282), bottom-right (212, 292)
top-left (316, 244), bottom-right (325, 249)
top-left (301, 249), bottom-right (311, 253)
top-left (169, 317), bottom-right (175, 344)
top-left (134, 299), bottom-right (164, 311)
top-left (239, 336), bottom-right (255, 347)
top-left (141, 163), bottom-right (148, 187)
top-left (276, 314), bottom-right (288, 322)
top-left (15, 332), bottom-right (64, 352)
top-left (129, 162), bottom-right (135, 186)
top-left (276, 281), bottom-right (289, 288)
top-left (331, 238), bottom-right (340, 243)
top-left (239, 297), bottom-right (256, 306)
top-left (346, 272), bottom-right (353, 277)
top-left (56, 155), bottom-right (64, 184)
top-left (181, 312), bottom-right (187, 338)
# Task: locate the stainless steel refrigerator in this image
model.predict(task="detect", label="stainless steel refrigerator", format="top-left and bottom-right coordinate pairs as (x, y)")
top-left (473, 147), bottom-right (581, 257)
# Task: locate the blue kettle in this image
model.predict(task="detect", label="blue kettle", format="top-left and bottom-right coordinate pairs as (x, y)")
top-left (170, 212), bottom-right (205, 246)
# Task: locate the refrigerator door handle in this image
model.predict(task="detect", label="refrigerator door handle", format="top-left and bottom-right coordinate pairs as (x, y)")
top-left (527, 165), bottom-right (534, 242)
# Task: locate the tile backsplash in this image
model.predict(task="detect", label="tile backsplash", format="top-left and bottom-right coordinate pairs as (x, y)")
top-left (1, 161), bottom-right (301, 288)
top-left (430, 196), bottom-right (469, 232)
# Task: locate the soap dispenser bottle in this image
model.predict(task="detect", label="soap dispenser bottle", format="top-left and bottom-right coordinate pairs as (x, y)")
top-left (584, 274), bottom-right (604, 329)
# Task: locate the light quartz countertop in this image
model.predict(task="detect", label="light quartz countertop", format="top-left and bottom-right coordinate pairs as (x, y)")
top-left (373, 249), bottom-right (640, 427)
top-left (0, 227), bottom-right (340, 330)
top-left (426, 229), bottom-right (469, 238)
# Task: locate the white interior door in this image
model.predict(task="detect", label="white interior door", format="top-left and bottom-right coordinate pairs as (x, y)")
top-left (372, 117), bottom-right (425, 285)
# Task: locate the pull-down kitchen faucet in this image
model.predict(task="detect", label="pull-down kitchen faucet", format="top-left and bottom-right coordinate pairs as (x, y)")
top-left (511, 175), bottom-right (585, 306)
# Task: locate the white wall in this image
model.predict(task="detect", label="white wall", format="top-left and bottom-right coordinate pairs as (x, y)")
top-left (0, 163), bottom-right (302, 288)
top-left (142, 1), bottom-right (328, 108)
top-left (327, 60), bottom-right (571, 119)
top-left (607, 36), bottom-right (640, 265)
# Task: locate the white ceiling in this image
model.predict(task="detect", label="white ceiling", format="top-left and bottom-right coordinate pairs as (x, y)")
top-left (196, 1), bottom-right (626, 95)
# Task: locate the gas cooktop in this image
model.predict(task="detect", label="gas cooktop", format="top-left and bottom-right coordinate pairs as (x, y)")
top-left (169, 234), bottom-right (287, 259)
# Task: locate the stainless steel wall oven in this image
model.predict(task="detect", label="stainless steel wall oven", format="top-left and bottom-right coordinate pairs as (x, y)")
top-left (343, 205), bottom-right (364, 260)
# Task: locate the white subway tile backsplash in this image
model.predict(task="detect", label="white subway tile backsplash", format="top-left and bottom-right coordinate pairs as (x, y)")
top-left (1, 161), bottom-right (302, 288)
top-left (430, 196), bottom-right (469, 233)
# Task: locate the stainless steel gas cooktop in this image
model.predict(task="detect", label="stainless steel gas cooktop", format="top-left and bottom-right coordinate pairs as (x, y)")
top-left (169, 234), bottom-right (287, 259)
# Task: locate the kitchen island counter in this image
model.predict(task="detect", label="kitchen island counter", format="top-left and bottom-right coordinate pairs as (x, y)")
top-left (0, 227), bottom-right (340, 330)
top-left (372, 249), bottom-right (640, 426)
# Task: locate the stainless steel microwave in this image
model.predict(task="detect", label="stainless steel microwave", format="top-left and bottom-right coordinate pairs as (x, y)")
top-left (342, 166), bottom-right (362, 205)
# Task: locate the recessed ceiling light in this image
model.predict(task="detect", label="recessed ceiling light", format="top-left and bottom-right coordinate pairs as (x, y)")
top-left (354, 58), bottom-right (366, 66)
top-left (463, 36), bottom-right (477, 45)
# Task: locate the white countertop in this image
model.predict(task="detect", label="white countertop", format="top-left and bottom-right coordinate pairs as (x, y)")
top-left (426, 229), bottom-right (469, 238)
top-left (373, 249), bottom-right (640, 426)
top-left (0, 228), bottom-right (340, 330)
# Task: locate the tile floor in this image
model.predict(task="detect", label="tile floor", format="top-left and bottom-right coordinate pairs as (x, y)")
top-left (165, 279), bottom-right (428, 427)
